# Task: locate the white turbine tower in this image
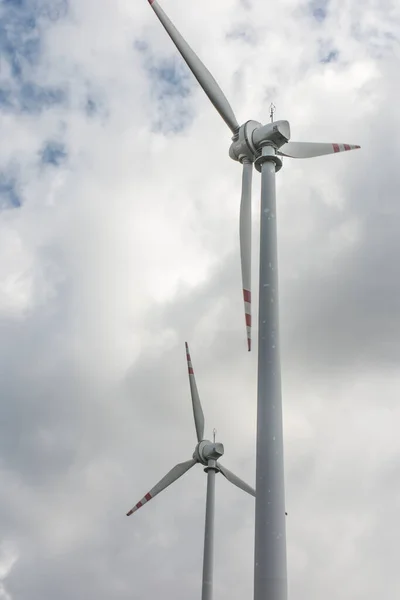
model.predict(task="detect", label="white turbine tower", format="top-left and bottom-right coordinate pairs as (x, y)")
top-left (145, 2), bottom-right (360, 599)
top-left (126, 343), bottom-right (255, 600)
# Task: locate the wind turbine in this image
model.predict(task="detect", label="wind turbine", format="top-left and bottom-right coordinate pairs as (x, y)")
top-left (126, 343), bottom-right (255, 600)
top-left (145, 2), bottom-right (360, 599)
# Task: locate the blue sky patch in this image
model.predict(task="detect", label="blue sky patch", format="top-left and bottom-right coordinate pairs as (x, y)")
top-left (134, 39), bottom-right (148, 54)
top-left (0, 0), bottom-right (69, 114)
top-left (135, 39), bottom-right (194, 134)
top-left (150, 59), bottom-right (193, 133)
top-left (310, 0), bottom-right (329, 22)
top-left (150, 61), bottom-right (191, 101)
top-left (0, 87), bottom-right (13, 107)
top-left (321, 49), bottom-right (338, 63)
top-left (0, 0), bottom-right (42, 80)
top-left (85, 97), bottom-right (97, 116)
top-left (40, 141), bottom-right (67, 166)
top-left (318, 39), bottom-right (339, 63)
top-left (19, 82), bottom-right (66, 113)
top-left (2, 0), bottom-right (68, 23)
top-left (226, 25), bottom-right (257, 46)
top-left (0, 81), bottom-right (66, 113)
top-left (83, 85), bottom-right (108, 119)
top-left (0, 173), bottom-right (22, 209)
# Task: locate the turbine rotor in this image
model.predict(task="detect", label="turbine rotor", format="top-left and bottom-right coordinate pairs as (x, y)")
top-left (194, 440), bottom-right (224, 465)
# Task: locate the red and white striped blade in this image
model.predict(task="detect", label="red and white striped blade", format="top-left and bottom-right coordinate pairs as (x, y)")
top-left (147, 0), bottom-right (239, 134)
top-left (239, 160), bottom-right (253, 352)
top-left (218, 463), bottom-right (255, 497)
top-left (126, 459), bottom-right (196, 516)
top-left (278, 141), bottom-right (361, 159)
top-left (185, 343), bottom-right (205, 442)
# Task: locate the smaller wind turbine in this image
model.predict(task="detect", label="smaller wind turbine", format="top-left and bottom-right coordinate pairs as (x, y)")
top-left (126, 342), bottom-right (255, 600)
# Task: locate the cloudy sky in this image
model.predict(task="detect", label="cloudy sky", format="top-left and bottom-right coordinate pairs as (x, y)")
top-left (0, 0), bottom-right (400, 598)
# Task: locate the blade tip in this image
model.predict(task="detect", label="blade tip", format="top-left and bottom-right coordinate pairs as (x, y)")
top-left (126, 510), bottom-right (133, 516)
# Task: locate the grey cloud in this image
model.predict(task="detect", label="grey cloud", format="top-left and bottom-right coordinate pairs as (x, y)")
top-left (280, 132), bottom-right (400, 379)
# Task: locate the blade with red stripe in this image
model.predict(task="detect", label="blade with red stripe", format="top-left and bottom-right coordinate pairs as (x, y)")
top-left (126, 459), bottom-right (196, 516)
top-left (239, 159), bottom-right (253, 351)
top-left (278, 141), bottom-right (360, 159)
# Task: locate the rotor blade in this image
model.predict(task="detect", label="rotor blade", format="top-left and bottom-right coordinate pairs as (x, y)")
top-left (126, 459), bottom-right (196, 516)
top-left (148, 0), bottom-right (239, 134)
top-left (278, 141), bottom-right (360, 159)
top-left (239, 159), bottom-right (253, 352)
top-left (185, 342), bottom-right (205, 442)
top-left (218, 463), bottom-right (255, 497)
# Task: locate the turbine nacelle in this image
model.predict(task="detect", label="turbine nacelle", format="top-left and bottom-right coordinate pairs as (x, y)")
top-left (253, 119), bottom-right (291, 150)
top-left (229, 120), bottom-right (291, 163)
top-left (194, 440), bottom-right (224, 465)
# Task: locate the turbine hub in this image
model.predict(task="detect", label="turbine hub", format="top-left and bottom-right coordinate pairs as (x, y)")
top-left (229, 120), bottom-right (261, 162)
top-left (193, 440), bottom-right (224, 465)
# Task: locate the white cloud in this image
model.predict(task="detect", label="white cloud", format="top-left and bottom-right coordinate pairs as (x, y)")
top-left (0, 542), bottom-right (18, 600)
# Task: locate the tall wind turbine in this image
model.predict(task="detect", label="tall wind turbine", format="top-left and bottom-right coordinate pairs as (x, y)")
top-left (126, 343), bottom-right (255, 600)
top-left (145, 2), bottom-right (360, 599)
